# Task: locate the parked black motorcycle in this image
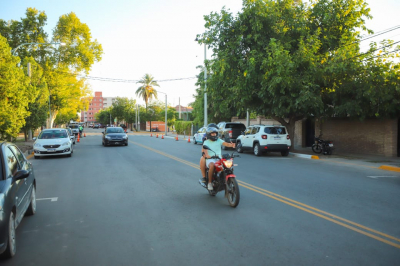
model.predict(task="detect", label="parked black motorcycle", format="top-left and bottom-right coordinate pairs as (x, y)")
top-left (312, 135), bottom-right (334, 155)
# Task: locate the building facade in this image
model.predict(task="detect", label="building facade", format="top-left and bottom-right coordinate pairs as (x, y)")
top-left (80, 92), bottom-right (116, 124)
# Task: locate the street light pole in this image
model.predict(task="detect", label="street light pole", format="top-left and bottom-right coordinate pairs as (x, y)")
top-left (11, 42), bottom-right (66, 56)
top-left (203, 43), bottom-right (207, 127)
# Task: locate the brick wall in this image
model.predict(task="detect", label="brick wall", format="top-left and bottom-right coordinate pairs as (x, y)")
top-left (316, 118), bottom-right (398, 157)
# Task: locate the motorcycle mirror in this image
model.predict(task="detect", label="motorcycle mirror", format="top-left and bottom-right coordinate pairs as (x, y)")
top-left (202, 145), bottom-right (210, 150)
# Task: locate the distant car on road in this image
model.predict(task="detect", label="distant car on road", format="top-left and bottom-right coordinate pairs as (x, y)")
top-left (0, 141), bottom-right (36, 258)
top-left (33, 129), bottom-right (73, 159)
top-left (102, 127), bottom-right (128, 146)
top-left (66, 128), bottom-right (76, 144)
top-left (94, 124), bottom-right (99, 129)
top-left (193, 127), bottom-right (207, 145)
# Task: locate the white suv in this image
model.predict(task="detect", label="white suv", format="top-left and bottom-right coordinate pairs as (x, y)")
top-left (236, 125), bottom-right (291, 156)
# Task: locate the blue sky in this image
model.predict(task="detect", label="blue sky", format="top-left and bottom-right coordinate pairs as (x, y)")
top-left (1, 0), bottom-right (399, 107)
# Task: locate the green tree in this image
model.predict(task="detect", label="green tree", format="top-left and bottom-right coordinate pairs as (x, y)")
top-left (21, 57), bottom-right (49, 140)
top-left (0, 34), bottom-right (32, 140)
top-left (196, 0), bottom-right (385, 147)
top-left (136, 74), bottom-right (159, 111)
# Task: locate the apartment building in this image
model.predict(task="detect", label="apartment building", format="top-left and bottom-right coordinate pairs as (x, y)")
top-left (80, 91), bottom-right (116, 124)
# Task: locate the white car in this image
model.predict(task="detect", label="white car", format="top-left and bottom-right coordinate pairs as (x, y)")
top-left (33, 129), bottom-right (73, 159)
top-left (66, 127), bottom-right (76, 144)
top-left (236, 125), bottom-right (291, 156)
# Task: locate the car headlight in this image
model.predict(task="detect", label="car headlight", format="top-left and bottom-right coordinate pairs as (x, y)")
top-left (34, 143), bottom-right (42, 147)
top-left (105, 135), bottom-right (111, 139)
top-left (62, 141), bottom-right (70, 146)
top-left (122, 135), bottom-right (128, 139)
top-left (223, 159), bottom-right (233, 168)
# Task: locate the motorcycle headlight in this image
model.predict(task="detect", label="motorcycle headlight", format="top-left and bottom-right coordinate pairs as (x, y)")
top-left (223, 159), bottom-right (233, 168)
top-left (34, 143), bottom-right (42, 147)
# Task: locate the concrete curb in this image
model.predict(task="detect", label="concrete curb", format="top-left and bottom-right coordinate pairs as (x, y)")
top-left (290, 153), bottom-right (320, 160)
top-left (378, 165), bottom-right (400, 172)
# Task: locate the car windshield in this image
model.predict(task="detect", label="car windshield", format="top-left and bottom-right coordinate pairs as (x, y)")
top-left (106, 128), bottom-right (124, 133)
top-left (226, 123), bottom-right (246, 130)
top-left (69, 125), bottom-right (79, 129)
top-left (264, 127), bottom-right (287, 135)
top-left (39, 130), bottom-right (69, 139)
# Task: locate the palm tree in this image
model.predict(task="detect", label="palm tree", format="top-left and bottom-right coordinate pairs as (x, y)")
top-left (136, 74), bottom-right (159, 111)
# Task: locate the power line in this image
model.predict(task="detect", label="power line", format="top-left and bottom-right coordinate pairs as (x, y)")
top-left (362, 48), bottom-right (400, 62)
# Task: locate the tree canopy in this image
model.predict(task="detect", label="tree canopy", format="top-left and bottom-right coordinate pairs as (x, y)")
top-left (0, 8), bottom-right (103, 138)
top-left (136, 74), bottom-right (159, 111)
top-left (193, 0), bottom-right (400, 146)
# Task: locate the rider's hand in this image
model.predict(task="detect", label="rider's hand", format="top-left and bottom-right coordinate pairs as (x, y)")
top-left (231, 142), bottom-right (235, 148)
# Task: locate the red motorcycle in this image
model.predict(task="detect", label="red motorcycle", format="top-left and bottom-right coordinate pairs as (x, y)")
top-left (200, 145), bottom-right (240, 208)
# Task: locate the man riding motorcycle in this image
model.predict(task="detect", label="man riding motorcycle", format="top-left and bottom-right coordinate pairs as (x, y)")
top-left (202, 127), bottom-right (235, 190)
top-left (199, 123), bottom-right (219, 184)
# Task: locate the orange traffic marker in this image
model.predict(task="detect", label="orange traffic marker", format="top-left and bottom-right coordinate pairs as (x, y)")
top-left (77, 134), bottom-right (80, 143)
top-left (84, 133), bottom-right (86, 137)
top-left (188, 136), bottom-right (190, 143)
top-left (175, 134), bottom-right (178, 141)
top-left (156, 134), bottom-right (159, 138)
top-left (161, 135), bottom-right (164, 139)
top-left (150, 133), bottom-right (152, 137)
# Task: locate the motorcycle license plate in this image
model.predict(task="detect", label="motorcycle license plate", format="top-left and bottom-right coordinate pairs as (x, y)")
top-left (329, 144), bottom-right (333, 147)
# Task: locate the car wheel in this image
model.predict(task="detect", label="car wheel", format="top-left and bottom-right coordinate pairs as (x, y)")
top-left (236, 141), bottom-right (243, 153)
top-left (102, 141), bottom-right (104, 146)
top-left (253, 143), bottom-right (261, 156)
top-left (73, 141), bottom-right (76, 145)
top-left (68, 152), bottom-right (72, 157)
top-left (194, 138), bottom-right (197, 144)
top-left (125, 142), bottom-right (128, 146)
top-left (281, 150), bottom-right (289, 157)
top-left (2, 212), bottom-right (16, 258)
top-left (26, 186), bottom-right (36, 216)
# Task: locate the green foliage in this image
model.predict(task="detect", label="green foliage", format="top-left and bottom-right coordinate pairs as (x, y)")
top-left (136, 74), bottom-right (159, 111)
top-left (195, 0), bottom-right (400, 147)
top-left (95, 108), bottom-right (112, 125)
top-left (0, 34), bottom-right (31, 139)
top-left (0, 8), bottom-right (102, 129)
top-left (174, 121), bottom-right (193, 135)
top-left (111, 97), bottom-right (136, 123)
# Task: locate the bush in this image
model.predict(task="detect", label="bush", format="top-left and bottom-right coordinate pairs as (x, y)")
top-left (174, 121), bottom-right (193, 135)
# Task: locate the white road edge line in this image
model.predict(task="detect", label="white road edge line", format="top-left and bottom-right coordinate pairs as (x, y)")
top-left (37, 197), bottom-right (58, 202)
top-left (367, 176), bottom-right (396, 178)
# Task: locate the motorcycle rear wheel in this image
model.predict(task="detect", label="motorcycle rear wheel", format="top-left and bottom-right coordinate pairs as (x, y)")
top-left (312, 144), bottom-right (322, 154)
top-left (226, 178), bottom-right (240, 208)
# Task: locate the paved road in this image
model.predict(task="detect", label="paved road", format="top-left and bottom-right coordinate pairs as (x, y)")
top-left (3, 128), bottom-right (400, 265)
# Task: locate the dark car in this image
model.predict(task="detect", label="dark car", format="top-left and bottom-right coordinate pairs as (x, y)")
top-left (0, 142), bottom-right (36, 258)
top-left (217, 122), bottom-right (246, 149)
top-left (94, 124), bottom-right (99, 129)
top-left (102, 127), bottom-right (128, 146)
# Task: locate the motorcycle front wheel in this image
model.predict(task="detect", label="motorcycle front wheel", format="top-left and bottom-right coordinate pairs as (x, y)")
top-left (312, 144), bottom-right (322, 154)
top-left (226, 178), bottom-right (240, 208)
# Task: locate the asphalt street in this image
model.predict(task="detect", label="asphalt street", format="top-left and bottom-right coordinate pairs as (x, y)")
top-left (2, 128), bottom-right (400, 265)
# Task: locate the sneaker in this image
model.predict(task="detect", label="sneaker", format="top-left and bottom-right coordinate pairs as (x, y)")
top-left (207, 182), bottom-right (213, 190)
top-left (201, 177), bottom-right (206, 183)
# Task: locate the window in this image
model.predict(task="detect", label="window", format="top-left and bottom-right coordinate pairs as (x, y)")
top-left (100, 99), bottom-right (102, 102)
top-left (264, 127), bottom-right (287, 135)
top-left (226, 123), bottom-right (246, 130)
top-left (251, 127), bottom-right (258, 134)
top-left (9, 145), bottom-right (25, 167)
top-left (5, 147), bottom-right (19, 177)
top-left (245, 128), bottom-right (252, 135)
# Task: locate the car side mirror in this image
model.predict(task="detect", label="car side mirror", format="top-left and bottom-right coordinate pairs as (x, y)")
top-left (14, 170), bottom-right (29, 181)
top-left (33, 137), bottom-right (37, 140)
